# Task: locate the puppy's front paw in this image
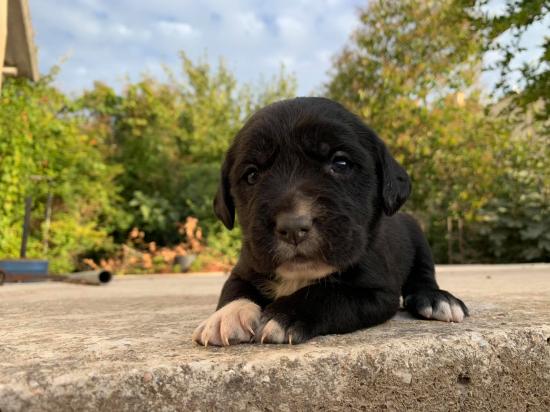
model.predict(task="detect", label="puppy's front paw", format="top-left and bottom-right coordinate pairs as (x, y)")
top-left (192, 299), bottom-right (261, 346)
top-left (404, 289), bottom-right (469, 323)
top-left (256, 306), bottom-right (313, 345)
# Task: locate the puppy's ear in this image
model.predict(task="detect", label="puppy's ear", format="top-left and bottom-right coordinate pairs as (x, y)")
top-left (213, 155), bottom-right (235, 230)
top-left (376, 140), bottom-right (411, 215)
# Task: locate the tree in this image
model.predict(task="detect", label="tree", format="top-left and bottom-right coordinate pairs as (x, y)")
top-left (467, 0), bottom-right (550, 123)
top-left (326, 0), bottom-right (516, 262)
top-left (461, 0), bottom-right (550, 261)
top-left (0, 74), bottom-right (124, 273)
top-left (77, 54), bottom-right (297, 253)
top-left (0, 54), bottom-right (297, 273)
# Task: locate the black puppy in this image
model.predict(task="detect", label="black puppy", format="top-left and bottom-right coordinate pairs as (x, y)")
top-left (192, 97), bottom-right (468, 346)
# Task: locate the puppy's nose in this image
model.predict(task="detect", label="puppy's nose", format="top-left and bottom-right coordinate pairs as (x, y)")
top-left (276, 214), bottom-right (312, 245)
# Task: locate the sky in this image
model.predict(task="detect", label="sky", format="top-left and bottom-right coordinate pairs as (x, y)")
top-left (29, 0), bottom-right (549, 96)
top-left (29, 0), bottom-right (364, 96)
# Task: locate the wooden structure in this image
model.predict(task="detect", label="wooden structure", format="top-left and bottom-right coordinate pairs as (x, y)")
top-left (0, 0), bottom-right (38, 89)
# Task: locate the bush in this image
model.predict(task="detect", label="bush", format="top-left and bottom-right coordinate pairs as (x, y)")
top-left (0, 74), bottom-right (124, 273)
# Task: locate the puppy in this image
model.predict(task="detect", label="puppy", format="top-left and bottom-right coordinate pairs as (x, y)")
top-left (192, 97), bottom-right (468, 346)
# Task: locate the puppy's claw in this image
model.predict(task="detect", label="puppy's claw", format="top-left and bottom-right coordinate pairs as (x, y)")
top-left (246, 325), bottom-right (255, 336)
top-left (258, 319), bottom-right (287, 344)
top-left (289, 334), bottom-right (293, 345)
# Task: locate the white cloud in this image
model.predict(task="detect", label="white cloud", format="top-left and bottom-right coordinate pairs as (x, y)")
top-left (315, 49), bottom-right (332, 65)
top-left (76, 66), bottom-right (88, 76)
top-left (277, 16), bottom-right (308, 42)
top-left (235, 12), bottom-right (265, 36)
top-left (157, 21), bottom-right (199, 38)
top-left (265, 54), bottom-right (296, 70)
top-left (113, 24), bottom-right (133, 38)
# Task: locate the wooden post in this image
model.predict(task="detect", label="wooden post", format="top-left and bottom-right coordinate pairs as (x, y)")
top-left (2, 66), bottom-right (17, 75)
top-left (447, 216), bottom-right (453, 264)
top-left (0, 0), bottom-right (8, 90)
top-left (458, 218), bottom-right (464, 263)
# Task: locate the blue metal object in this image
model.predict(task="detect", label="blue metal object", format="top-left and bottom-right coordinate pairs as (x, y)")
top-left (0, 259), bottom-right (49, 283)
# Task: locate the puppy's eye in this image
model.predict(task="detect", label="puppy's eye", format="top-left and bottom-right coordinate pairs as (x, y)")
top-left (330, 152), bottom-right (352, 174)
top-left (244, 167), bottom-right (259, 185)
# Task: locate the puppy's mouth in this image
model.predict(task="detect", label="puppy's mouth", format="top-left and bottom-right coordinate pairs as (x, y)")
top-left (274, 243), bottom-right (322, 267)
top-left (286, 254), bottom-right (311, 264)
top-left (271, 222), bottom-right (337, 279)
top-left (274, 225), bottom-right (323, 259)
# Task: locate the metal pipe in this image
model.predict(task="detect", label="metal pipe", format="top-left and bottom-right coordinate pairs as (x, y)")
top-left (20, 196), bottom-right (32, 258)
top-left (43, 192), bottom-right (53, 255)
top-left (51, 270), bottom-right (112, 286)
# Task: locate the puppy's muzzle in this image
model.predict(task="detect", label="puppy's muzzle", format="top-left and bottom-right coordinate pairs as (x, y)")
top-left (276, 213), bottom-right (312, 246)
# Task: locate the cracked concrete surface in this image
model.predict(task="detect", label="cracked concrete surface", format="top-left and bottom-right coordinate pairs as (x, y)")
top-left (1, 265), bottom-right (549, 411)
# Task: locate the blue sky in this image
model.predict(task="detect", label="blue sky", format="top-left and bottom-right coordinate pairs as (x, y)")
top-left (29, 0), bottom-right (549, 96)
top-left (29, 0), bottom-right (363, 95)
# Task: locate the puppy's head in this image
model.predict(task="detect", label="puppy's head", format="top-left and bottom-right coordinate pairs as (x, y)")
top-left (214, 97), bottom-right (410, 279)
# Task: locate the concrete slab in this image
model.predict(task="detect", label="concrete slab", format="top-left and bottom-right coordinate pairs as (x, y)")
top-left (1, 265), bottom-right (549, 411)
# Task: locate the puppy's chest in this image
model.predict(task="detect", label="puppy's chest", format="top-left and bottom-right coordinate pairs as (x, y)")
top-left (260, 277), bottom-right (316, 300)
top-left (258, 261), bottom-right (337, 299)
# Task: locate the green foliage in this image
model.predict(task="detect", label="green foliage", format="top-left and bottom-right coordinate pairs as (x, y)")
top-left (0, 55), bottom-right (295, 272)
top-left (206, 222), bottom-right (243, 261)
top-left (1, 13), bottom-right (546, 271)
top-left (327, 0), bottom-right (482, 107)
top-left (467, 0), bottom-right (550, 124)
top-left (463, 0), bottom-right (550, 262)
top-left (45, 213), bottom-right (116, 273)
top-left (0, 74), bottom-right (124, 272)
top-left (327, 0), bottom-right (548, 262)
top-left (76, 54), bottom-right (297, 257)
top-left (477, 126), bottom-right (550, 261)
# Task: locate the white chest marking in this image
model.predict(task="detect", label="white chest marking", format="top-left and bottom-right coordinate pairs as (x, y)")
top-left (264, 261), bottom-right (337, 299)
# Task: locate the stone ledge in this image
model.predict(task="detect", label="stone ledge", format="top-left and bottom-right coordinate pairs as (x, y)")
top-left (1, 265), bottom-right (549, 411)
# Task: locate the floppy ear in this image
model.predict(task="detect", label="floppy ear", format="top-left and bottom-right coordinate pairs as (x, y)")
top-left (376, 140), bottom-right (411, 216)
top-left (213, 156), bottom-right (235, 230)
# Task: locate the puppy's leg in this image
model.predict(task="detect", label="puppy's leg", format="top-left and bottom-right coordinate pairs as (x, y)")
top-left (402, 234), bottom-right (469, 323)
top-left (192, 273), bottom-right (266, 346)
top-left (256, 283), bottom-right (400, 344)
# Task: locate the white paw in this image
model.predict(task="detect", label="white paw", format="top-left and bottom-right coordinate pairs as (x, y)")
top-left (419, 301), bottom-right (465, 323)
top-left (259, 319), bottom-right (292, 344)
top-left (192, 299), bottom-right (261, 346)
top-left (404, 291), bottom-right (468, 323)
